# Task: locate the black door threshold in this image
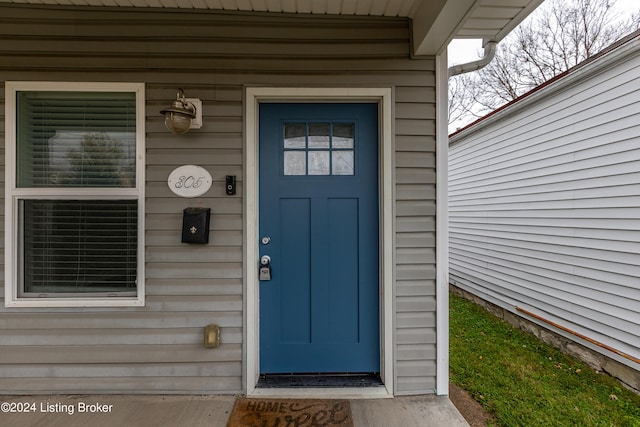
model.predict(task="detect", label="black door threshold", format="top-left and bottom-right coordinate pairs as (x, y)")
top-left (257, 373), bottom-right (383, 388)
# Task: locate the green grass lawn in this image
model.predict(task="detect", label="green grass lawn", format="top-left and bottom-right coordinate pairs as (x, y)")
top-left (449, 292), bottom-right (640, 427)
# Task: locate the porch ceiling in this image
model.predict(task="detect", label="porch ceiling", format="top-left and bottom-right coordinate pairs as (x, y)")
top-left (0, 0), bottom-right (544, 55)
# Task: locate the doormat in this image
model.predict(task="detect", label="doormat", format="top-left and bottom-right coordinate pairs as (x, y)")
top-left (227, 398), bottom-right (354, 427)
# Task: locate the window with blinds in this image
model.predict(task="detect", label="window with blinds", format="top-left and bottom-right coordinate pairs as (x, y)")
top-left (20, 199), bottom-right (138, 295)
top-left (7, 86), bottom-right (142, 300)
top-left (16, 92), bottom-right (136, 188)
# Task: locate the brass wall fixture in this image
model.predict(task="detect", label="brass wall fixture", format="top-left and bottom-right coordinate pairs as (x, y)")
top-left (160, 88), bottom-right (202, 134)
top-left (204, 324), bottom-right (221, 348)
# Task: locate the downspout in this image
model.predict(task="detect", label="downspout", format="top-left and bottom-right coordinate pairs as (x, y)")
top-left (448, 40), bottom-right (497, 77)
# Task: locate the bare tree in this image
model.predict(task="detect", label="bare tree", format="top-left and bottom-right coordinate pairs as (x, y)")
top-left (449, 0), bottom-right (640, 131)
top-left (448, 72), bottom-right (482, 125)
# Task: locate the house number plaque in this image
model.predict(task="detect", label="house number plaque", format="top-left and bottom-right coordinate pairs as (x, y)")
top-left (167, 165), bottom-right (212, 198)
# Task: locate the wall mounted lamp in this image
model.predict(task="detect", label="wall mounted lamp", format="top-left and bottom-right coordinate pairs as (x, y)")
top-left (160, 88), bottom-right (202, 134)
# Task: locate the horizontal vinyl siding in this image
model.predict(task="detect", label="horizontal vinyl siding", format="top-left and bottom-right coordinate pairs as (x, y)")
top-left (394, 85), bottom-right (437, 394)
top-left (449, 42), bottom-right (640, 368)
top-left (0, 4), bottom-right (437, 394)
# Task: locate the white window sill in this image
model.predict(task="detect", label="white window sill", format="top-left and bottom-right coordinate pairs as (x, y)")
top-left (4, 297), bottom-right (145, 308)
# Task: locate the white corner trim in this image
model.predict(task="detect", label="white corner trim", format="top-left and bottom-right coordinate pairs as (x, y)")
top-left (435, 54), bottom-right (450, 395)
top-left (244, 87), bottom-right (394, 397)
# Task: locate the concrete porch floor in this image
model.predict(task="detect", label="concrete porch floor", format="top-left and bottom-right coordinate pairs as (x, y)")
top-left (0, 394), bottom-right (470, 427)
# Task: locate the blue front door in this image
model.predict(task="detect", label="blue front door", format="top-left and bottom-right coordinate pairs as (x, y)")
top-left (259, 103), bottom-right (379, 374)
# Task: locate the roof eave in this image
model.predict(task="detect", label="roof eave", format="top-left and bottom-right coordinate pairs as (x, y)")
top-left (412, 0), bottom-right (547, 56)
top-left (411, 0), bottom-right (477, 56)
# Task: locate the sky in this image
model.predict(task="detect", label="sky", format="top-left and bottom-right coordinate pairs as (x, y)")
top-left (447, 0), bottom-right (638, 66)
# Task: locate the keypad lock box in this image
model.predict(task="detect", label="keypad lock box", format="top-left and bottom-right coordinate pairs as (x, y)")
top-left (259, 255), bottom-right (272, 281)
top-left (182, 207), bottom-right (211, 244)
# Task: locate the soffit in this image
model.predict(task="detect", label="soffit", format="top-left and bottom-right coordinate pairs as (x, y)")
top-left (0, 0), bottom-right (544, 55)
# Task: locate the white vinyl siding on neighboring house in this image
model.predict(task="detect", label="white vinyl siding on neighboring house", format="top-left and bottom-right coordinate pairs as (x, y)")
top-left (449, 36), bottom-right (640, 369)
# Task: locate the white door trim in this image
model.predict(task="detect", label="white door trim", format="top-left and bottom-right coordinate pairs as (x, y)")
top-left (244, 87), bottom-right (394, 397)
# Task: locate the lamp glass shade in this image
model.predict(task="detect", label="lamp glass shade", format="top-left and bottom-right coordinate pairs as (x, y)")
top-left (164, 112), bottom-right (192, 134)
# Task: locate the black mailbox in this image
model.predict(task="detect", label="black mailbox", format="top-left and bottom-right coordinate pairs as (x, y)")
top-left (182, 207), bottom-right (211, 244)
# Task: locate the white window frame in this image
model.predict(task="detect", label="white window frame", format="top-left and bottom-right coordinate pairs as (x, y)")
top-left (4, 81), bottom-right (146, 308)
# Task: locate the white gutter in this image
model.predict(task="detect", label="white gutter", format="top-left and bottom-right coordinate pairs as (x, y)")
top-left (447, 40), bottom-right (497, 77)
